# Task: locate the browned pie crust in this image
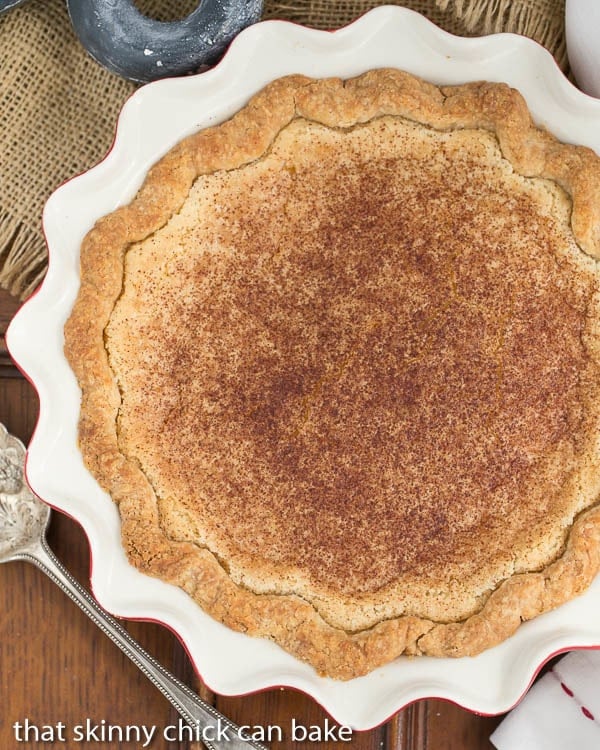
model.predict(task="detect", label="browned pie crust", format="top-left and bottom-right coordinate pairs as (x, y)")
top-left (64, 70), bottom-right (600, 679)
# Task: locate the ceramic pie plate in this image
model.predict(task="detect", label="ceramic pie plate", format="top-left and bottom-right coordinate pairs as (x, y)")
top-left (7, 5), bottom-right (600, 730)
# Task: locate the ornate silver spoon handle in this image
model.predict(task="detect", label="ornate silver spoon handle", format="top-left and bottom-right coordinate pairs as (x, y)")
top-left (14, 536), bottom-right (265, 750)
top-left (1, 424), bottom-right (263, 749)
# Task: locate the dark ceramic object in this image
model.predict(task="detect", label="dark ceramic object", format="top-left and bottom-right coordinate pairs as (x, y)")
top-left (1, 0), bottom-right (263, 83)
top-left (0, 0), bottom-right (28, 11)
top-left (66, 0), bottom-right (263, 82)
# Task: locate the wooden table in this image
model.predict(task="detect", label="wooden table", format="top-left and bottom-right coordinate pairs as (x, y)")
top-left (0, 286), bottom-right (501, 749)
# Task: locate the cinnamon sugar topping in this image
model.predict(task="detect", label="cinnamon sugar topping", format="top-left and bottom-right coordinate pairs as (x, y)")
top-left (107, 116), bottom-right (598, 625)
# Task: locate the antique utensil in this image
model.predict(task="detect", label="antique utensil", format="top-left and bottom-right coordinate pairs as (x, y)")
top-left (0, 424), bottom-right (266, 750)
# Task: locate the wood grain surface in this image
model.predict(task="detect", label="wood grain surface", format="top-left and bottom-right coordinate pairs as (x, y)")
top-left (0, 286), bottom-right (501, 749)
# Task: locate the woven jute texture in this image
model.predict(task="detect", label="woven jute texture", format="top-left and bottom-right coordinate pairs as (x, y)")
top-left (0, 0), bottom-right (565, 299)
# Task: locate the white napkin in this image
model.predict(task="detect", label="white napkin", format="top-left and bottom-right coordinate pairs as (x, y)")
top-left (491, 650), bottom-right (600, 750)
top-left (565, 0), bottom-right (600, 98)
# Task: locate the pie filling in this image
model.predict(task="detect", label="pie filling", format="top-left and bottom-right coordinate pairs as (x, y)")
top-left (105, 115), bottom-right (600, 631)
top-left (65, 71), bottom-right (600, 676)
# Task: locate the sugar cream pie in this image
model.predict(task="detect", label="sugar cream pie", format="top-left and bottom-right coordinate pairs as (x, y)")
top-left (64, 70), bottom-right (600, 679)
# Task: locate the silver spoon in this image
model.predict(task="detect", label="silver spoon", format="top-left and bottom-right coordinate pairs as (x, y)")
top-left (0, 423), bottom-right (266, 750)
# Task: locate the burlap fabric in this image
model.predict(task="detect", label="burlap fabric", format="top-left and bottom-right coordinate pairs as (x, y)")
top-left (0, 0), bottom-right (566, 300)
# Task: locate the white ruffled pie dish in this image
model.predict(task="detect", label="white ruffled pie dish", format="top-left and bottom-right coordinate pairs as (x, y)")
top-left (7, 5), bottom-right (600, 730)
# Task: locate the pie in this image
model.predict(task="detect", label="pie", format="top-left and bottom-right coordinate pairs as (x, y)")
top-left (64, 69), bottom-right (600, 680)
